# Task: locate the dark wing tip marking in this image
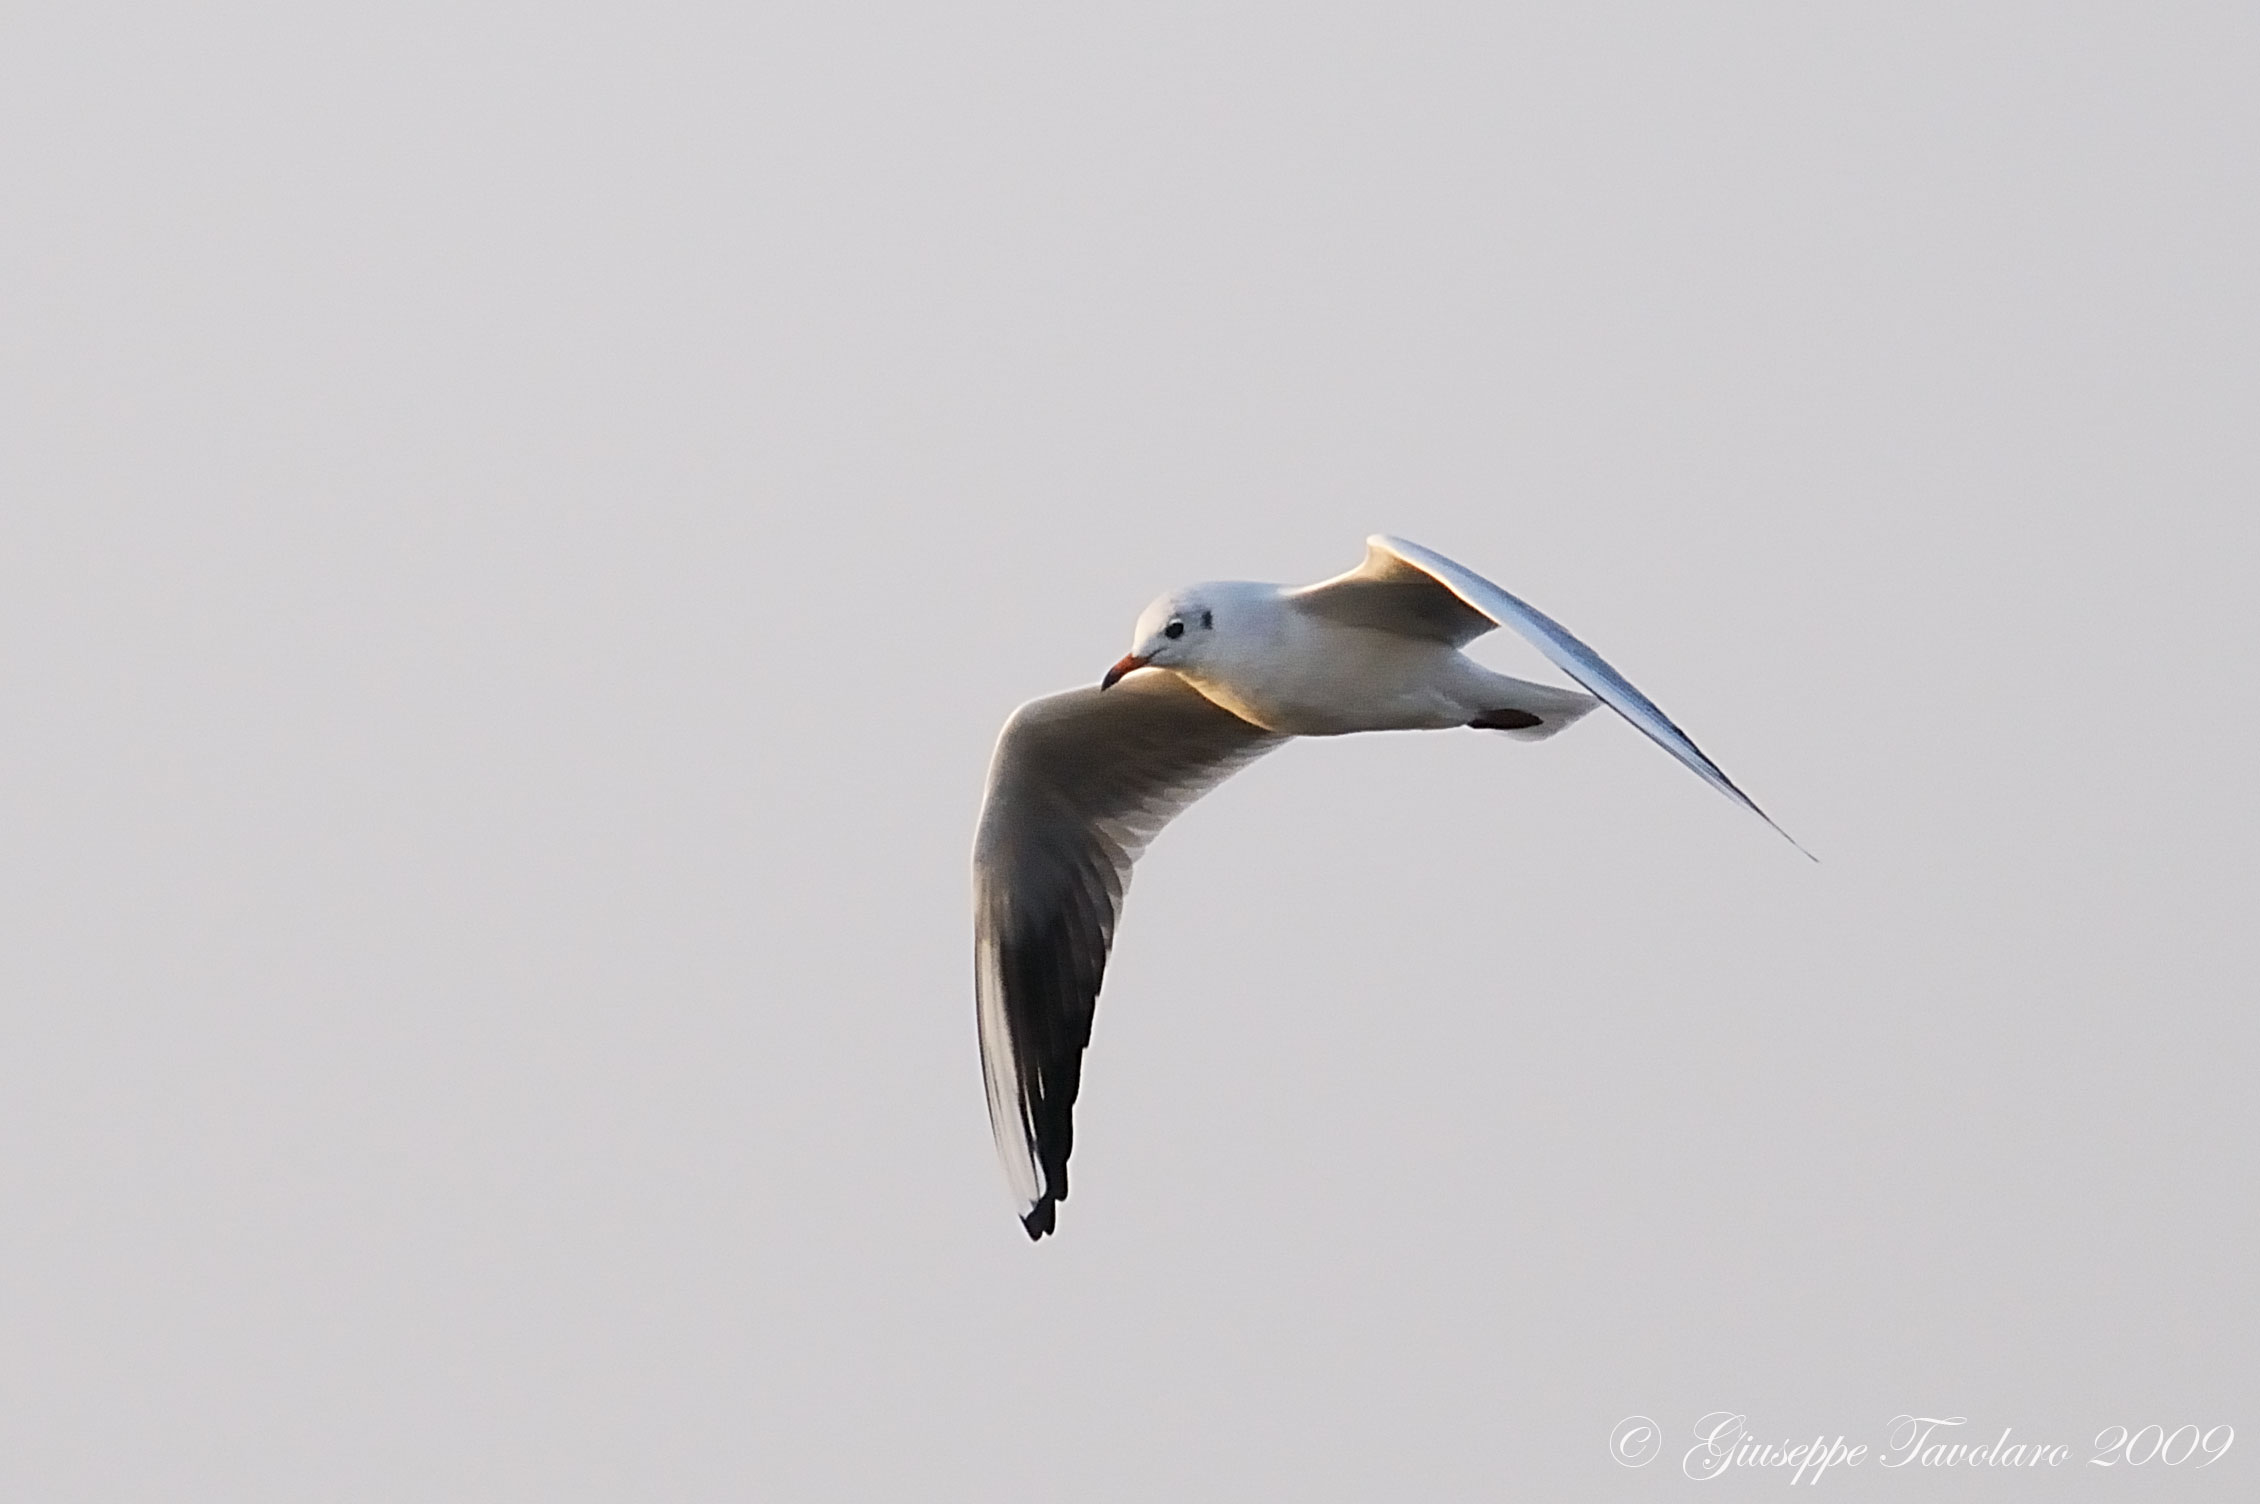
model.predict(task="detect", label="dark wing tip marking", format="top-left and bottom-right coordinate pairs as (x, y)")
top-left (1021, 1196), bottom-right (1058, 1240)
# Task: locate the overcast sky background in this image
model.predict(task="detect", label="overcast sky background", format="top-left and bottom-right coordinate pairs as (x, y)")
top-left (4, 4), bottom-right (2255, 1499)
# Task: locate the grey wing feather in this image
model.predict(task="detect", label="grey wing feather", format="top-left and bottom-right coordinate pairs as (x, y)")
top-left (1286, 539), bottom-right (1498, 646)
top-left (974, 671), bottom-right (1282, 1239)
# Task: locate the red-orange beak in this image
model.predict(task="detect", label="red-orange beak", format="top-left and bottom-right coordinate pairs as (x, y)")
top-left (1099, 653), bottom-right (1148, 690)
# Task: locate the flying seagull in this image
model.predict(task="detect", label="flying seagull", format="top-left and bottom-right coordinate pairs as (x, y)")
top-left (974, 535), bottom-right (1805, 1239)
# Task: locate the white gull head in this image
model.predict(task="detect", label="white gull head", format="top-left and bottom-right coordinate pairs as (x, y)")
top-left (1100, 580), bottom-right (1274, 690)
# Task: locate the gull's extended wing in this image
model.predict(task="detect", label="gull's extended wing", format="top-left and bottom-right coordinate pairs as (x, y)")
top-left (974, 670), bottom-right (1284, 1239)
top-left (1357, 535), bottom-right (1810, 857)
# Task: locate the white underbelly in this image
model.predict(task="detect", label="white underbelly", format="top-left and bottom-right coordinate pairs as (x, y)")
top-left (1183, 630), bottom-right (1478, 736)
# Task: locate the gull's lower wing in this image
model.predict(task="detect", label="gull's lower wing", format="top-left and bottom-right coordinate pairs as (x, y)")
top-left (974, 671), bottom-right (1284, 1240)
top-left (1370, 535), bottom-right (1811, 858)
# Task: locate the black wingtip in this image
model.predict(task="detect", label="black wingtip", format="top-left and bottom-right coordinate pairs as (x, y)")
top-left (1021, 1197), bottom-right (1058, 1240)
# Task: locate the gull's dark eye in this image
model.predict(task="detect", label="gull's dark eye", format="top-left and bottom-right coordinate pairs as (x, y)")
top-left (1163, 620), bottom-right (1185, 640)
top-left (1200, 610), bottom-right (1213, 630)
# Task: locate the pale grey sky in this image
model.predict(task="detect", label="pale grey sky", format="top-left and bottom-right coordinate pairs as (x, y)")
top-left (3, 3), bottom-right (2254, 1499)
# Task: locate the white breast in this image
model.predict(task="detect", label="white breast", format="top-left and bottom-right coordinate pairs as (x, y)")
top-left (1179, 596), bottom-right (1481, 736)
